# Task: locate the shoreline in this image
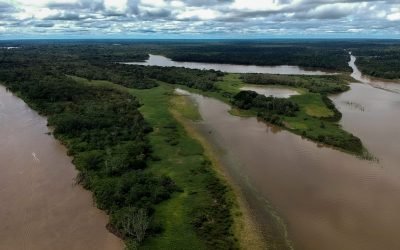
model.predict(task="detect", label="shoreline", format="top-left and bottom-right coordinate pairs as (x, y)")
top-left (170, 94), bottom-right (269, 249)
top-left (0, 85), bottom-right (124, 250)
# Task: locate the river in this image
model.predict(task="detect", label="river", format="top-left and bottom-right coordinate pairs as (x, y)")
top-left (0, 86), bottom-right (123, 250)
top-left (174, 55), bottom-right (400, 250)
top-left (348, 54), bottom-right (400, 94)
top-left (123, 54), bottom-right (334, 75)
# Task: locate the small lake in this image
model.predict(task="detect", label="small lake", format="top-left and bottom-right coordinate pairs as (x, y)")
top-left (240, 85), bottom-right (300, 98)
top-left (123, 54), bottom-right (334, 75)
top-left (0, 86), bottom-right (123, 250)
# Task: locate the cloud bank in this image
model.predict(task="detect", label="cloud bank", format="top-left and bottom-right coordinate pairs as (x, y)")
top-left (0, 0), bottom-right (399, 38)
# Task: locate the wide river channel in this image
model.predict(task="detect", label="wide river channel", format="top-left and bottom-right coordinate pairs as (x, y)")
top-left (0, 86), bottom-right (123, 249)
top-left (124, 54), bottom-right (334, 75)
top-left (174, 56), bottom-right (400, 250)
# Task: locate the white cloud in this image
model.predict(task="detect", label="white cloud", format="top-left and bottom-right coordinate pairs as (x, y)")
top-left (0, 0), bottom-right (399, 38)
top-left (387, 8), bottom-right (400, 21)
top-left (177, 8), bottom-right (220, 20)
top-left (104, 0), bottom-right (127, 12)
top-left (231, 0), bottom-right (284, 11)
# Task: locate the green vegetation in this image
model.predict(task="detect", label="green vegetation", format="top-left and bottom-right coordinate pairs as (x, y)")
top-left (240, 73), bottom-right (350, 94)
top-left (170, 94), bottom-right (202, 121)
top-left (285, 93), bottom-right (362, 154)
top-left (180, 73), bottom-right (364, 155)
top-left (232, 90), bottom-right (299, 125)
top-left (160, 42), bottom-right (352, 71)
top-left (353, 46), bottom-right (400, 80)
top-left (230, 90), bottom-right (362, 154)
top-left (64, 62), bottom-right (223, 91)
top-left (83, 79), bottom-right (239, 249)
top-left (0, 53), bottom-right (238, 248)
top-left (0, 70), bottom-right (179, 247)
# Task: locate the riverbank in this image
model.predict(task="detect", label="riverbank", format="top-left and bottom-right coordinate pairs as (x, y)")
top-left (71, 76), bottom-right (268, 249)
top-left (170, 92), bottom-right (268, 250)
top-left (0, 84), bottom-right (124, 250)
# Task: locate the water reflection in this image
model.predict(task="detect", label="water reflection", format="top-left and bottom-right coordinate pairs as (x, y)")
top-left (240, 85), bottom-right (299, 98)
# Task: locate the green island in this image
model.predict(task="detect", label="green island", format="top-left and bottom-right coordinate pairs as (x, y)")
top-left (173, 73), bottom-right (369, 157)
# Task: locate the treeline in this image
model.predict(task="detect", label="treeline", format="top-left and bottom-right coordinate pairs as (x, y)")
top-left (62, 61), bottom-right (223, 91)
top-left (354, 50), bottom-right (400, 79)
top-left (0, 43), bottom-right (223, 91)
top-left (0, 65), bottom-right (177, 247)
top-left (232, 90), bottom-right (299, 125)
top-left (240, 73), bottom-right (350, 94)
top-left (163, 44), bottom-right (351, 71)
top-left (308, 129), bottom-right (362, 154)
top-left (344, 42), bottom-right (400, 80)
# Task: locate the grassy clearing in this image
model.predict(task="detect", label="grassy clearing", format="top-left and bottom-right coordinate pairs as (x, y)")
top-left (128, 85), bottom-right (208, 249)
top-left (290, 94), bottom-right (333, 118)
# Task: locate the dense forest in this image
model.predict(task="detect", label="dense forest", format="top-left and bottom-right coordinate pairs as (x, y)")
top-left (240, 73), bottom-right (350, 94)
top-left (0, 66), bottom-right (174, 248)
top-left (163, 44), bottom-right (351, 72)
top-left (0, 43), bottom-right (235, 249)
top-left (233, 90), bottom-right (299, 125)
top-left (2, 39), bottom-right (399, 79)
top-left (351, 45), bottom-right (400, 79)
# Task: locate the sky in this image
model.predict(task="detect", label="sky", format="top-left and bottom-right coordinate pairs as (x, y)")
top-left (0, 0), bottom-right (399, 39)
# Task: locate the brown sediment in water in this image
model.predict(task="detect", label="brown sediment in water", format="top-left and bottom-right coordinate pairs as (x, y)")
top-left (176, 85), bottom-right (400, 250)
top-left (169, 96), bottom-right (268, 250)
top-left (0, 85), bottom-right (124, 250)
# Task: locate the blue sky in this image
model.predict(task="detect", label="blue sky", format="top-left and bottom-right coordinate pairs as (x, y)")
top-left (0, 0), bottom-right (399, 39)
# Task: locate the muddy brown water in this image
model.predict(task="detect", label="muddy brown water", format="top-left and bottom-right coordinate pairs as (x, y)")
top-left (123, 54), bottom-right (334, 75)
top-left (175, 55), bottom-right (400, 250)
top-left (0, 86), bottom-right (123, 250)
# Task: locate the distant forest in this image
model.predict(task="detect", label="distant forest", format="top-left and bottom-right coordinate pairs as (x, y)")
top-left (1, 39), bottom-right (400, 78)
